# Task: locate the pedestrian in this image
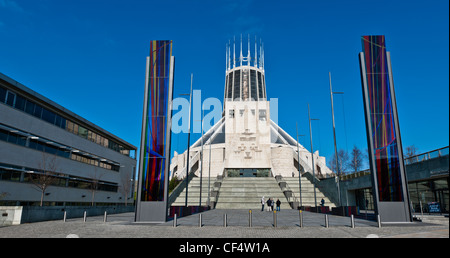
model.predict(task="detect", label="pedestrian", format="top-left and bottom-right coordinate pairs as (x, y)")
top-left (270, 198), bottom-right (274, 211)
top-left (266, 198), bottom-right (271, 211)
top-left (276, 199), bottom-right (281, 211)
top-left (261, 196), bottom-right (265, 211)
top-left (320, 198), bottom-right (325, 207)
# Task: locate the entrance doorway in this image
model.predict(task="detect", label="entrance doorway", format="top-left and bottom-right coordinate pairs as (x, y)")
top-left (225, 168), bottom-right (271, 177)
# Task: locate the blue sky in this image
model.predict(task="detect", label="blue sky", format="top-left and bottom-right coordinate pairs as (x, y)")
top-left (0, 0), bottom-right (448, 170)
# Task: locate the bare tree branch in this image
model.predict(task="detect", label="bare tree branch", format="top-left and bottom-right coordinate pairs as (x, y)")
top-left (29, 153), bottom-right (60, 206)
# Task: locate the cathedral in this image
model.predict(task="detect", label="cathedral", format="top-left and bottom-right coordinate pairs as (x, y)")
top-left (169, 37), bottom-right (335, 209)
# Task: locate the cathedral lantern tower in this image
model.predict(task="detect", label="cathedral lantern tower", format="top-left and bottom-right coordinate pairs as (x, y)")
top-left (223, 35), bottom-right (272, 176)
top-left (224, 35), bottom-right (266, 104)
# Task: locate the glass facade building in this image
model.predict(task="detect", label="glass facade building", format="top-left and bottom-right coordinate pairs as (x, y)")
top-left (0, 72), bottom-right (137, 207)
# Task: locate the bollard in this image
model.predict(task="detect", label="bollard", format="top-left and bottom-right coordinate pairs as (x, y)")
top-left (325, 214), bottom-right (329, 228)
top-left (350, 214), bottom-right (355, 228)
top-left (377, 215), bottom-right (382, 228)
top-left (173, 214), bottom-right (177, 228)
top-left (224, 213), bottom-right (227, 227)
top-left (249, 210), bottom-right (252, 227)
top-left (63, 211), bottom-right (67, 222)
top-left (199, 214), bottom-right (202, 227)
top-left (103, 211), bottom-right (107, 223)
top-left (83, 211), bottom-right (87, 222)
top-left (273, 211), bottom-right (277, 227)
top-left (419, 201), bottom-right (423, 220)
top-left (299, 210), bottom-right (303, 228)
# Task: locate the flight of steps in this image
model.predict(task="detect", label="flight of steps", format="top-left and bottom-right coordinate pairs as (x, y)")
top-left (282, 177), bottom-right (335, 208)
top-left (171, 177), bottom-right (216, 206)
top-left (215, 177), bottom-right (288, 210)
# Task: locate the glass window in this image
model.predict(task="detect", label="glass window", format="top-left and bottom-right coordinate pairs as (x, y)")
top-left (259, 109), bottom-right (266, 121)
top-left (250, 70), bottom-right (257, 101)
top-left (120, 148), bottom-right (130, 156)
top-left (78, 126), bottom-right (88, 139)
top-left (229, 109), bottom-right (235, 118)
top-left (0, 170), bottom-right (21, 182)
top-left (0, 129), bottom-right (7, 141)
top-left (33, 104), bottom-right (43, 119)
top-left (257, 72), bottom-right (263, 99)
top-left (29, 139), bottom-right (44, 151)
top-left (227, 72), bottom-right (233, 99)
top-left (109, 141), bottom-right (119, 152)
top-left (14, 95), bottom-right (26, 111)
top-left (97, 135), bottom-right (103, 145)
top-left (55, 115), bottom-right (62, 128)
top-left (5, 91), bottom-right (15, 107)
top-left (59, 117), bottom-right (66, 129)
top-left (66, 120), bottom-right (74, 133)
top-left (73, 123), bottom-right (79, 135)
top-left (233, 70), bottom-right (241, 100)
top-left (16, 135), bottom-right (27, 146)
top-left (90, 132), bottom-right (97, 143)
top-left (7, 133), bottom-right (17, 144)
top-left (42, 108), bottom-right (56, 124)
top-left (0, 86), bottom-right (6, 103)
top-left (57, 148), bottom-right (70, 159)
top-left (25, 100), bottom-right (35, 115)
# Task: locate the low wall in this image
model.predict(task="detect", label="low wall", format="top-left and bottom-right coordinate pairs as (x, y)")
top-left (0, 206), bottom-right (23, 226)
top-left (1, 205), bottom-right (135, 225)
top-left (168, 206), bottom-right (210, 221)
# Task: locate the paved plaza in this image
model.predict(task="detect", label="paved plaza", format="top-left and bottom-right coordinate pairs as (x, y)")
top-left (0, 209), bottom-right (448, 238)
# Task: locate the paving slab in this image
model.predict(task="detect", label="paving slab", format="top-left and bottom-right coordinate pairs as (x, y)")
top-left (0, 210), bottom-right (448, 239)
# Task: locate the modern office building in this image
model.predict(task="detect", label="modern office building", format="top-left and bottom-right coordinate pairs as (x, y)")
top-left (0, 72), bottom-right (137, 207)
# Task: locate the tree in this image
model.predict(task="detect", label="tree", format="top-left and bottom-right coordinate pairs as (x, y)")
top-left (29, 153), bottom-right (59, 206)
top-left (89, 169), bottom-right (104, 206)
top-left (348, 145), bottom-right (364, 173)
top-left (169, 176), bottom-right (182, 194)
top-left (119, 170), bottom-right (133, 206)
top-left (328, 149), bottom-right (349, 175)
top-left (404, 145), bottom-right (418, 158)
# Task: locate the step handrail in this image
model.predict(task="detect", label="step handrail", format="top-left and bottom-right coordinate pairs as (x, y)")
top-left (276, 175), bottom-right (300, 207)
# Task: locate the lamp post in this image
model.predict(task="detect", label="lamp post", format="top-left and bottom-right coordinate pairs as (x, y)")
top-left (296, 123), bottom-right (305, 209)
top-left (199, 108), bottom-right (204, 207)
top-left (329, 72), bottom-right (344, 211)
top-left (308, 103), bottom-right (319, 211)
top-left (207, 130), bottom-right (212, 208)
top-left (180, 73), bottom-right (193, 207)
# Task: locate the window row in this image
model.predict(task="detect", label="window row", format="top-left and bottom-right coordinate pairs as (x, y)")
top-left (228, 108), bottom-right (267, 121)
top-left (0, 163), bottom-right (119, 192)
top-left (0, 125), bottom-right (120, 172)
top-left (225, 69), bottom-right (266, 101)
top-left (0, 85), bottom-right (134, 158)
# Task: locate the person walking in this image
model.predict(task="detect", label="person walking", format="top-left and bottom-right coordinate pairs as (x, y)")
top-left (261, 196), bottom-right (265, 211)
top-left (270, 198), bottom-right (274, 211)
top-left (276, 199), bottom-right (281, 211)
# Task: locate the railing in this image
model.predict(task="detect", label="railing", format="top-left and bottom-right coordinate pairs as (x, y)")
top-left (275, 175), bottom-right (300, 208)
top-left (405, 146), bottom-right (449, 165)
top-left (339, 146), bottom-right (449, 181)
top-left (168, 151), bottom-right (201, 206)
